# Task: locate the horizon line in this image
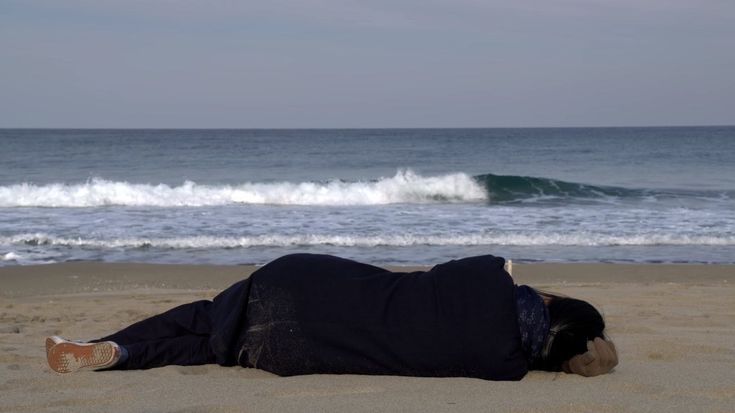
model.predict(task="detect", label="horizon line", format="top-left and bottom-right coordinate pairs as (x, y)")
top-left (1, 124), bottom-right (734, 130)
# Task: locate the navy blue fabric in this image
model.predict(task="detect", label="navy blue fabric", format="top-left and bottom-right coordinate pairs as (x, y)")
top-left (209, 278), bottom-right (253, 365)
top-left (96, 254), bottom-right (530, 380)
top-left (514, 285), bottom-right (550, 365)
top-left (237, 254), bottom-right (528, 380)
top-left (96, 300), bottom-right (217, 369)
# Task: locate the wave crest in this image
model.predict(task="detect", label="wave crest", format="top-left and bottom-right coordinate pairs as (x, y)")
top-left (3, 172), bottom-right (727, 207)
top-left (0, 170), bottom-right (487, 207)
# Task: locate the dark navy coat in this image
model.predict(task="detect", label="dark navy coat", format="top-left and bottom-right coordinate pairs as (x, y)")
top-left (209, 254), bottom-right (528, 380)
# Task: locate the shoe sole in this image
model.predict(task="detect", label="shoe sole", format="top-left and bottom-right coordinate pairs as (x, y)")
top-left (45, 336), bottom-right (64, 354)
top-left (47, 341), bottom-right (119, 374)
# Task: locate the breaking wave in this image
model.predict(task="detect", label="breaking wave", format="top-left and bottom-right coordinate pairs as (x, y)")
top-left (0, 170), bottom-right (485, 207)
top-left (0, 171), bottom-right (726, 207)
top-left (4, 233), bottom-right (735, 248)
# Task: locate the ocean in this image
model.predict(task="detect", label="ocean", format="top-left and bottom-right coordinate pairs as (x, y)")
top-left (1, 127), bottom-right (734, 266)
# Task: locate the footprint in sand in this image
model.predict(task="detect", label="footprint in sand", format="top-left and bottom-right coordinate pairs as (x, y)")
top-left (0, 325), bottom-right (22, 333)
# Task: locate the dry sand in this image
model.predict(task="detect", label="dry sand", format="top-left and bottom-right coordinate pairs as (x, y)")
top-left (1, 262), bottom-right (734, 412)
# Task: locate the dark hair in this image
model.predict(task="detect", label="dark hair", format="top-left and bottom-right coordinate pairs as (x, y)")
top-left (535, 294), bottom-right (605, 371)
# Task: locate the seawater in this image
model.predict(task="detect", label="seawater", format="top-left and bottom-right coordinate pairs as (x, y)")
top-left (1, 127), bottom-right (734, 266)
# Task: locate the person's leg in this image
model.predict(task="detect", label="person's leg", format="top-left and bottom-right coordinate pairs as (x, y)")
top-left (47, 300), bottom-right (216, 373)
top-left (47, 334), bottom-right (216, 372)
top-left (114, 335), bottom-right (216, 370)
top-left (95, 300), bottom-right (213, 346)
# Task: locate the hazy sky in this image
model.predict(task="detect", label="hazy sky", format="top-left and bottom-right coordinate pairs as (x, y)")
top-left (1, 0), bottom-right (734, 128)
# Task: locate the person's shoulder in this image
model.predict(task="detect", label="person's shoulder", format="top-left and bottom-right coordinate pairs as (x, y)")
top-left (429, 255), bottom-right (512, 286)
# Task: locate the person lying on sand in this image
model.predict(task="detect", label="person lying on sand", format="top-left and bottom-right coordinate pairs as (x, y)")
top-left (46, 254), bottom-right (617, 380)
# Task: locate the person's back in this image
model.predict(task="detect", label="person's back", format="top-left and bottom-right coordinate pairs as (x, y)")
top-left (238, 254), bottom-right (528, 380)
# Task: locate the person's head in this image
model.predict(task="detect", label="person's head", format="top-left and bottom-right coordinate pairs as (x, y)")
top-left (535, 293), bottom-right (606, 371)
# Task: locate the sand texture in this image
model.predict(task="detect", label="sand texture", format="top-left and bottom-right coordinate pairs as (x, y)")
top-left (1, 262), bottom-right (734, 413)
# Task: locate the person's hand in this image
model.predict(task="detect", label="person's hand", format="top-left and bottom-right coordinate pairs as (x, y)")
top-left (562, 337), bottom-right (618, 377)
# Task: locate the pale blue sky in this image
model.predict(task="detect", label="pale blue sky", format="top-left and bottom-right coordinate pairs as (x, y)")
top-left (1, 0), bottom-right (734, 127)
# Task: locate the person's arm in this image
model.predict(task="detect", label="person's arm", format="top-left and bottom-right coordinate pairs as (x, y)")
top-left (561, 337), bottom-right (618, 377)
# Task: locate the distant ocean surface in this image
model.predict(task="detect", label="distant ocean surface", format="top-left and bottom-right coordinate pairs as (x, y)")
top-left (1, 127), bottom-right (734, 266)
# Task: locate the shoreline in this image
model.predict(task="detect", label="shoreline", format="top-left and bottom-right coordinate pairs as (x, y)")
top-left (2, 261), bottom-right (734, 298)
top-left (1, 262), bottom-right (734, 412)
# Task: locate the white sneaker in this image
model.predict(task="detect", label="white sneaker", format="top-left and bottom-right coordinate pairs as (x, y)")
top-left (45, 336), bottom-right (71, 353)
top-left (46, 336), bottom-right (121, 373)
top-left (45, 335), bottom-right (91, 353)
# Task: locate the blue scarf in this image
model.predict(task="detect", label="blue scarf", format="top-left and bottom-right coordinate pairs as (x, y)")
top-left (514, 285), bottom-right (550, 365)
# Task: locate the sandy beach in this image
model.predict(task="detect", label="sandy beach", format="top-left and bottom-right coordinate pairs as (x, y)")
top-left (1, 262), bottom-right (734, 413)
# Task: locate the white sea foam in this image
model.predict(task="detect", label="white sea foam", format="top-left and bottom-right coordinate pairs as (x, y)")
top-left (0, 170), bottom-right (487, 207)
top-left (1, 252), bottom-right (21, 261)
top-left (4, 233), bottom-right (734, 249)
